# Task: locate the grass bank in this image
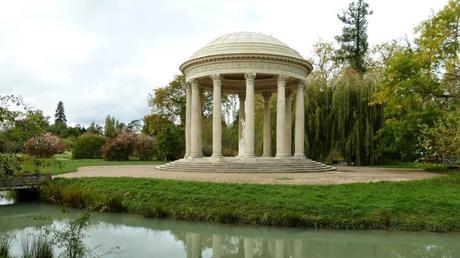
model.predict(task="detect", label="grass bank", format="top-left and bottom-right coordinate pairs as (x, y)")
top-left (41, 171), bottom-right (460, 232)
top-left (36, 153), bottom-right (164, 175)
top-left (370, 162), bottom-right (419, 169)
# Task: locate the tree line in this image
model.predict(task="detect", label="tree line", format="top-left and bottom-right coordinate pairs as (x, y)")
top-left (1, 0), bottom-right (458, 165)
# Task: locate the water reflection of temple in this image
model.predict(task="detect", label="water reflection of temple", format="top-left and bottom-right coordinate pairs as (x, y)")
top-left (175, 229), bottom-right (458, 258)
top-left (184, 233), bottom-right (303, 258)
top-left (1, 204), bottom-right (460, 258)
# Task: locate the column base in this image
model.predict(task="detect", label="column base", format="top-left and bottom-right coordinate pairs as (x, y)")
top-left (244, 154), bottom-right (256, 158)
top-left (190, 153), bottom-right (203, 159)
top-left (293, 154), bottom-right (306, 159)
top-left (211, 154), bottom-right (223, 160)
top-left (262, 154), bottom-right (272, 157)
top-left (275, 154), bottom-right (288, 159)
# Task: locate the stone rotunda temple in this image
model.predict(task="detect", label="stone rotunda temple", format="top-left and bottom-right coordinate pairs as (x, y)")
top-left (158, 32), bottom-right (334, 173)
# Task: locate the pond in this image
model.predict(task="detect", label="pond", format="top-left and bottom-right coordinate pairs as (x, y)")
top-left (1, 194), bottom-right (460, 258)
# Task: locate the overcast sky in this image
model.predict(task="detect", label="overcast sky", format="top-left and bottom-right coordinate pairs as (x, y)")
top-left (0, 0), bottom-right (448, 126)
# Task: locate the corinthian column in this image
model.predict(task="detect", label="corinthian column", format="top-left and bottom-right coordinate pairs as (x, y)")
top-left (294, 80), bottom-right (306, 158)
top-left (190, 79), bottom-right (202, 158)
top-left (276, 75), bottom-right (288, 158)
top-left (262, 93), bottom-right (272, 157)
top-left (285, 91), bottom-right (292, 156)
top-left (244, 73), bottom-right (256, 157)
top-left (197, 88), bottom-right (202, 156)
top-left (238, 93), bottom-right (245, 156)
top-left (184, 83), bottom-right (192, 158)
top-left (211, 74), bottom-right (222, 159)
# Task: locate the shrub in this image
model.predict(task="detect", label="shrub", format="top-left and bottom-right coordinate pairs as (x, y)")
top-left (62, 136), bottom-right (76, 151)
top-left (51, 212), bottom-right (91, 258)
top-left (23, 133), bottom-right (65, 158)
top-left (101, 131), bottom-right (136, 161)
top-left (133, 134), bottom-right (156, 160)
top-left (2, 140), bottom-right (23, 153)
top-left (0, 153), bottom-right (22, 176)
top-left (155, 125), bottom-right (184, 161)
top-left (72, 133), bottom-right (106, 159)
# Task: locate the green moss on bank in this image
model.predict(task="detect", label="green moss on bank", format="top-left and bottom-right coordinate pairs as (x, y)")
top-left (40, 172), bottom-right (460, 232)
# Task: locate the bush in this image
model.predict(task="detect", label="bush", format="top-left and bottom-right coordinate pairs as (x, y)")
top-left (101, 131), bottom-right (136, 161)
top-left (0, 153), bottom-right (22, 176)
top-left (72, 133), bottom-right (107, 159)
top-left (133, 134), bottom-right (156, 160)
top-left (2, 140), bottom-right (23, 153)
top-left (62, 136), bottom-right (76, 151)
top-left (155, 125), bottom-right (184, 161)
top-left (24, 133), bottom-right (65, 158)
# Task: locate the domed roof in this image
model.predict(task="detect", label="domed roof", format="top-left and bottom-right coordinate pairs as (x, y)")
top-left (188, 32), bottom-right (304, 60)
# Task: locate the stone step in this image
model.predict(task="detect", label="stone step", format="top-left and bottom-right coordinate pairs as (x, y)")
top-left (160, 169), bottom-right (332, 172)
top-left (157, 157), bottom-right (335, 173)
top-left (162, 164), bottom-right (330, 168)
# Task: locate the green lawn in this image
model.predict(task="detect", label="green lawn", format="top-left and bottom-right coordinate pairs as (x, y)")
top-left (41, 170), bottom-right (460, 232)
top-left (370, 162), bottom-right (419, 169)
top-left (36, 153), bottom-right (164, 175)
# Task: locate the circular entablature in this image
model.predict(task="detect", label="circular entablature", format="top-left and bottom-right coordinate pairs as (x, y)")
top-left (180, 32), bottom-right (312, 82)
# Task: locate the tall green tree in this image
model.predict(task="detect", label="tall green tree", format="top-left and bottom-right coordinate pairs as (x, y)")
top-left (374, 0), bottom-right (460, 162)
top-left (148, 75), bottom-right (188, 125)
top-left (104, 115), bottom-right (118, 138)
top-left (54, 101), bottom-right (67, 125)
top-left (335, 0), bottom-right (372, 74)
top-left (87, 122), bottom-right (103, 135)
top-left (414, 0), bottom-right (459, 102)
top-left (305, 41), bottom-right (384, 165)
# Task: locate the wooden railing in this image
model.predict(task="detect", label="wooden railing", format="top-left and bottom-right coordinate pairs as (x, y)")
top-left (0, 174), bottom-right (52, 191)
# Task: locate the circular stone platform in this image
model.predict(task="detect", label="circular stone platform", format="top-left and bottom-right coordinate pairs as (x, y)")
top-left (157, 157), bottom-right (335, 173)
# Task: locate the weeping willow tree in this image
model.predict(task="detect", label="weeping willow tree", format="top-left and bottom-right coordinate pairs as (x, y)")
top-left (305, 68), bottom-right (384, 165)
top-left (305, 74), bottom-right (334, 162)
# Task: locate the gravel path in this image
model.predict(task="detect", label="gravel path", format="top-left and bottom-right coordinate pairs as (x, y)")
top-left (57, 165), bottom-right (441, 185)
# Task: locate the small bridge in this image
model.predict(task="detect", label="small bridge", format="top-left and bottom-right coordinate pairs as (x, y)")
top-left (0, 174), bottom-right (52, 191)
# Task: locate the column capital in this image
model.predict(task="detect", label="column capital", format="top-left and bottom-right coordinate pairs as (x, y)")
top-left (297, 80), bottom-right (305, 89)
top-left (277, 74), bottom-right (289, 83)
top-left (262, 92), bottom-right (272, 101)
top-left (210, 74), bottom-right (221, 82)
top-left (185, 82), bottom-right (191, 91)
top-left (190, 78), bottom-right (199, 88)
top-left (244, 72), bottom-right (256, 80)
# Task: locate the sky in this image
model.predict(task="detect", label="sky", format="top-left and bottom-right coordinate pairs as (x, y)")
top-left (0, 0), bottom-right (449, 126)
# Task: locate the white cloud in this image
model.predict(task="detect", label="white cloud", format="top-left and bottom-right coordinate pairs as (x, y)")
top-left (0, 0), bottom-right (449, 126)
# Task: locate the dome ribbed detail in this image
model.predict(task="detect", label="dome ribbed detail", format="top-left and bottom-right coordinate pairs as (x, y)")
top-left (188, 32), bottom-right (304, 60)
